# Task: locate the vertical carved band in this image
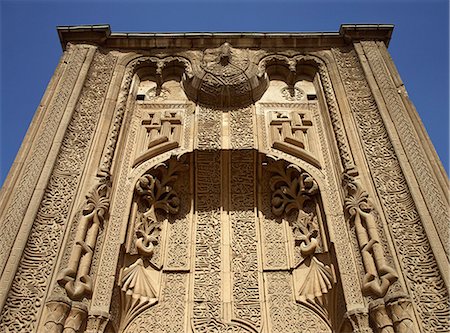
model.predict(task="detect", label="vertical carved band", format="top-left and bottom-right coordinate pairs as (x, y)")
top-left (0, 50), bottom-right (116, 332)
top-left (333, 47), bottom-right (449, 332)
top-left (230, 151), bottom-right (261, 328)
top-left (192, 151), bottom-right (223, 327)
top-left (0, 45), bottom-right (89, 275)
top-left (360, 41), bottom-right (449, 252)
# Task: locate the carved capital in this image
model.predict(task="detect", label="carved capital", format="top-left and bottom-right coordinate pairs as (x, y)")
top-left (345, 308), bottom-right (373, 333)
top-left (85, 313), bottom-right (110, 333)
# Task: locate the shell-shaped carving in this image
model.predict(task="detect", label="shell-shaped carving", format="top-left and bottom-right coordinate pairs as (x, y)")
top-left (298, 257), bottom-right (334, 308)
top-left (120, 258), bottom-right (158, 330)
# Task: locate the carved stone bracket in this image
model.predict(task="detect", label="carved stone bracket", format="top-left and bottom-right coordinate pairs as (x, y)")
top-left (58, 175), bottom-right (111, 301)
top-left (343, 171), bottom-right (397, 298)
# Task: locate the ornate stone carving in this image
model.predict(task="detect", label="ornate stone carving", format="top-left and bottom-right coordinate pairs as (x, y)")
top-left (344, 173), bottom-right (397, 298)
top-left (182, 43), bottom-right (268, 107)
top-left (334, 47), bottom-right (449, 332)
top-left (386, 297), bottom-right (415, 333)
top-left (344, 308), bottom-right (373, 333)
top-left (268, 160), bottom-right (335, 314)
top-left (281, 86), bottom-right (305, 101)
top-left (85, 313), bottom-right (109, 333)
top-left (192, 151), bottom-right (223, 326)
top-left (0, 50), bottom-right (116, 332)
top-left (230, 151), bottom-right (261, 329)
top-left (266, 272), bottom-right (331, 332)
top-left (369, 300), bottom-right (394, 333)
top-left (120, 157), bottom-right (187, 330)
top-left (119, 258), bottom-right (158, 330)
top-left (123, 273), bottom-right (186, 333)
top-left (58, 177), bottom-right (111, 300)
top-left (62, 304), bottom-right (87, 333)
top-left (197, 106), bottom-right (222, 150)
top-left (230, 107), bottom-right (254, 149)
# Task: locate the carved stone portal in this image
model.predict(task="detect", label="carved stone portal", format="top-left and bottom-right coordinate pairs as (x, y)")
top-left (0, 25), bottom-right (447, 333)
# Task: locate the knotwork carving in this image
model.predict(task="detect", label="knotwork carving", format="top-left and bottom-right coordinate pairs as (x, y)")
top-left (58, 176), bottom-right (111, 300)
top-left (343, 172), bottom-right (397, 298)
top-left (120, 157), bottom-right (187, 331)
top-left (268, 160), bottom-right (335, 314)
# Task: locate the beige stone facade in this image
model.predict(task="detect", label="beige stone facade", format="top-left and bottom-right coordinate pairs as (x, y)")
top-left (0, 24), bottom-right (448, 332)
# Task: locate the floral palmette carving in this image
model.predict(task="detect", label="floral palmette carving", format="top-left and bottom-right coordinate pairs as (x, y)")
top-left (133, 160), bottom-right (183, 258)
top-left (119, 258), bottom-right (158, 330)
top-left (268, 160), bottom-right (334, 312)
top-left (270, 162), bottom-right (320, 257)
top-left (344, 174), bottom-right (397, 298)
top-left (120, 158), bottom-right (187, 330)
top-left (58, 176), bottom-right (111, 300)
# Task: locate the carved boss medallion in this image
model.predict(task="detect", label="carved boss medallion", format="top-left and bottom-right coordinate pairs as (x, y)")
top-left (182, 43), bottom-right (268, 107)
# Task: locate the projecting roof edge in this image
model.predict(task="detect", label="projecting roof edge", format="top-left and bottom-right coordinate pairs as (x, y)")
top-left (57, 24), bottom-right (394, 50)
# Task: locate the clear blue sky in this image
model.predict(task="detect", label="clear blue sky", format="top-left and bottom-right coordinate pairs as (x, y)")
top-left (1, 0), bottom-right (448, 186)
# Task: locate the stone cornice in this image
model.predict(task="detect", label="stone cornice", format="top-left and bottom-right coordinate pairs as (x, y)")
top-left (57, 24), bottom-right (394, 51)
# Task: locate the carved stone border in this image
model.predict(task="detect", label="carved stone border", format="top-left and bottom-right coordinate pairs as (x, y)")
top-left (333, 46), bottom-right (449, 332)
top-left (0, 49), bottom-right (117, 332)
top-left (0, 45), bottom-right (90, 279)
top-left (361, 41), bottom-right (449, 256)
